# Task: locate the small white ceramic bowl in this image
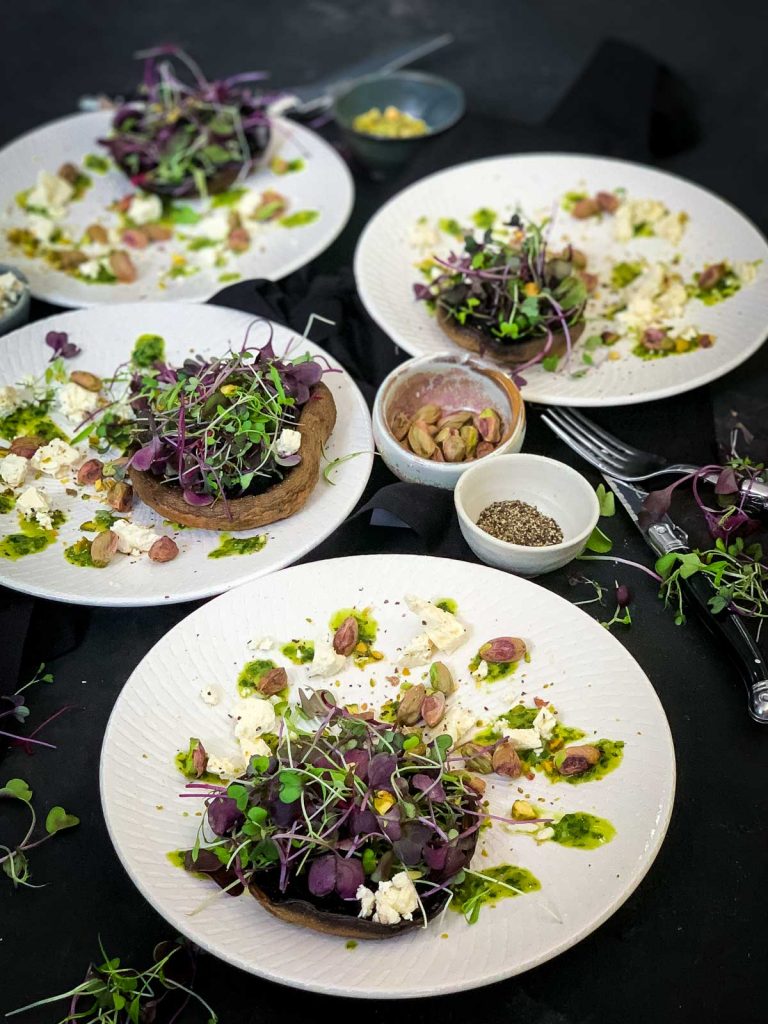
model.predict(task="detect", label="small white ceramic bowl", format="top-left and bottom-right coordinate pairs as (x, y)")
top-left (372, 352), bottom-right (526, 490)
top-left (454, 453), bottom-right (600, 576)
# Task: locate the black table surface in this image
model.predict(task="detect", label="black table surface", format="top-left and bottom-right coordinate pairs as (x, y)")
top-left (2, 3), bottom-right (768, 1022)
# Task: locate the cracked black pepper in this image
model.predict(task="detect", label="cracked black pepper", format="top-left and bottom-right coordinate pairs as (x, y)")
top-left (476, 500), bottom-right (564, 546)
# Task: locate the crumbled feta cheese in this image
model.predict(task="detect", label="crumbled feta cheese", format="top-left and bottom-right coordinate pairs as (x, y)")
top-left (734, 260), bottom-right (760, 285)
top-left (473, 659), bottom-right (489, 680)
top-left (200, 686), bottom-right (221, 706)
top-left (372, 872), bottom-right (419, 925)
top-left (111, 519), bottom-right (161, 556)
top-left (307, 634), bottom-right (347, 678)
top-left (0, 272), bottom-right (26, 312)
top-left (409, 220), bottom-right (441, 251)
top-left (77, 258), bottom-right (108, 280)
top-left (655, 211), bottom-right (687, 245)
top-left (613, 197), bottom-right (687, 245)
top-left (19, 375), bottom-right (47, 402)
top-left (207, 754), bottom-right (245, 779)
top-left (276, 428), bottom-right (302, 458)
top-left (195, 209), bottom-right (231, 242)
top-left (400, 632), bottom-right (434, 667)
top-left (247, 636), bottom-right (274, 652)
top-left (537, 826), bottom-right (555, 842)
top-left (233, 696), bottom-right (277, 761)
top-left (26, 170), bottom-right (73, 218)
top-left (128, 193), bottom-right (163, 225)
top-left (0, 453), bottom-right (28, 488)
top-left (31, 438), bottom-right (81, 476)
top-left (616, 263), bottom-right (688, 332)
top-left (501, 728), bottom-right (542, 751)
top-left (238, 190), bottom-right (266, 219)
top-left (532, 705), bottom-right (557, 741)
top-left (58, 382), bottom-right (100, 424)
top-left (27, 214), bottom-right (56, 244)
top-left (426, 703), bottom-right (476, 747)
top-left (356, 884), bottom-right (376, 918)
top-left (405, 594), bottom-right (466, 651)
top-left (17, 486), bottom-right (53, 530)
top-left (0, 385), bottom-right (23, 418)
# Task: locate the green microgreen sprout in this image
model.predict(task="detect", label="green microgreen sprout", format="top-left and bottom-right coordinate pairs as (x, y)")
top-left (7, 937), bottom-right (218, 1023)
top-left (0, 777), bottom-right (79, 889)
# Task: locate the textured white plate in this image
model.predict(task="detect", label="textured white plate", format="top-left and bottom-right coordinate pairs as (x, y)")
top-left (100, 555), bottom-right (676, 997)
top-left (0, 111), bottom-right (354, 306)
top-left (355, 153), bottom-right (768, 406)
top-left (0, 304), bottom-right (372, 606)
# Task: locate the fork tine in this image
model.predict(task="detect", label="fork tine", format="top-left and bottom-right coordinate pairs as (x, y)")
top-left (543, 409), bottom-right (635, 469)
top-left (558, 408), bottom-right (654, 460)
top-left (540, 413), bottom-right (635, 476)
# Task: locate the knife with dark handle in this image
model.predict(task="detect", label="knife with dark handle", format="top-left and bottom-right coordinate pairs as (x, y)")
top-left (604, 476), bottom-right (768, 723)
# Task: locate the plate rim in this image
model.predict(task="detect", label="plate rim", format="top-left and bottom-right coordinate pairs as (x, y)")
top-left (0, 302), bottom-right (374, 607)
top-left (354, 149), bottom-right (768, 408)
top-left (99, 552), bottom-right (677, 998)
top-left (0, 110), bottom-right (355, 307)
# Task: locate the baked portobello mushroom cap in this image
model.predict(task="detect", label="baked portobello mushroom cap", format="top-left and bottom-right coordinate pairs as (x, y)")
top-left (129, 381), bottom-right (336, 530)
top-left (183, 806), bottom-right (479, 940)
top-left (436, 304), bottom-right (584, 366)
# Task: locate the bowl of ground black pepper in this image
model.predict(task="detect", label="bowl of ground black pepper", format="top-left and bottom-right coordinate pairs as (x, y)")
top-left (454, 454), bottom-right (600, 575)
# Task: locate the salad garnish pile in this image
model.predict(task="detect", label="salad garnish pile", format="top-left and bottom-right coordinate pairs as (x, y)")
top-left (415, 216), bottom-right (589, 372)
top-left (101, 46), bottom-right (272, 198)
top-left (129, 331), bottom-right (327, 507)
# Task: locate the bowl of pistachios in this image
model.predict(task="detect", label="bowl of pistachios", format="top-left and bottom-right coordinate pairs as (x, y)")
top-left (372, 352), bottom-right (526, 489)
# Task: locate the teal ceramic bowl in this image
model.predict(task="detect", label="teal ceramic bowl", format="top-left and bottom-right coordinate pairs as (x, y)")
top-left (0, 264), bottom-right (30, 337)
top-left (332, 71), bottom-right (465, 171)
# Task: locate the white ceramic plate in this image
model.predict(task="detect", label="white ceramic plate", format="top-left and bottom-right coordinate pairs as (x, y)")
top-left (0, 304), bottom-right (372, 606)
top-left (100, 555), bottom-right (675, 997)
top-left (0, 111), bottom-right (353, 306)
top-left (355, 152), bottom-right (768, 406)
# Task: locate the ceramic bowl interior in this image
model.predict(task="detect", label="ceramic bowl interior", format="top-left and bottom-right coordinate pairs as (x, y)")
top-left (456, 455), bottom-right (599, 550)
top-left (381, 357), bottom-right (523, 459)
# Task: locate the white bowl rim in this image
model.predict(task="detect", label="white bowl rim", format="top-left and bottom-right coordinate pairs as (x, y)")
top-left (454, 452), bottom-right (601, 554)
top-left (373, 351), bottom-right (525, 475)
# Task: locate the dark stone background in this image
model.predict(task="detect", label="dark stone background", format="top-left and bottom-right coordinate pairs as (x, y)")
top-left (1, 2), bottom-right (767, 1022)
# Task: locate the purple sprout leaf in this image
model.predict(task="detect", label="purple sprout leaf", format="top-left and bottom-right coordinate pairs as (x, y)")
top-left (393, 821), bottom-right (433, 866)
top-left (639, 481), bottom-right (679, 530)
top-left (307, 853), bottom-right (336, 897)
top-left (715, 466), bottom-right (739, 495)
top-left (411, 773), bottom-right (446, 802)
top-left (45, 330), bottom-right (81, 362)
top-left (207, 796), bottom-right (243, 836)
top-left (367, 753), bottom-right (397, 791)
top-left (335, 856), bottom-right (364, 899)
top-left (129, 435), bottom-right (165, 472)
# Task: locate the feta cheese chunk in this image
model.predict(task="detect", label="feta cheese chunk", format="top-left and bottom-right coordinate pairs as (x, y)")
top-left (425, 703), bottom-right (476, 747)
top-left (58, 382), bottom-right (100, 424)
top-left (616, 263), bottom-right (688, 332)
top-left (613, 197), bottom-right (687, 245)
top-left (199, 685), bottom-right (221, 706)
top-left (0, 453), bottom-right (28, 488)
top-left (400, 632), bottom-right (434, 667)
top-left (501, 728), bottom-right (542, 751)
top-left (372, 872), bottom-right (419, 924)
top-left (77, 258), bottom-right (108, 281)
top-left (356, 884), bottom-right (376, 919)
top-left (111, 519), bottom-right (161, 556)
top-left (405, 594), bottom-right (465, 651)
top-left (0, 272), bottom-right (25, 311)
top-left (128, 193), bottom-right (163, 226)
top-left (409, 220), bottom-right (441, 251)
top-left (532, 705), bottom-right (557, 741)
top-left (195, 209), bottom-right (231, 242)
top-left (307, 634), bottom-right (346, 678)
top-left (247, 636), bottom-right (274, 652)
top-left (31, 438), bottom-right (81, 476)
top-left (233, 697), bottom-right (277, 761)
top-left (27, 214), bottom-right (56, 244)
top-left (26, 170), bottom-right (73, 218)
top-left (473, 659), bottom-right (489, 680)
top-left (17, 486), bottom-right (54, 530)
top-left (207, 754), bottom-right (245, 779)
top-left (0, 385), bottom-right (24, 418)
top-left (276, 428), bottom-right (302, 458)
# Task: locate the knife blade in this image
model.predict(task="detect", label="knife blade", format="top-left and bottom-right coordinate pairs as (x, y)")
top-left (603, 474), bottom-right (768, 724)
top-left (283, 34), bottom-right (454, 115)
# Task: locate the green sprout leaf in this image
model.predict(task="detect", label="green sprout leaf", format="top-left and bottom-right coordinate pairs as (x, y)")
top-left (45, 806), bottom-right (80, 835)
top-left (595, 483), bottom-right (616, 517)
top-left (585, 526), bottom-right (613, 554)
top-left (1, 778), bottom-right (32, 802)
